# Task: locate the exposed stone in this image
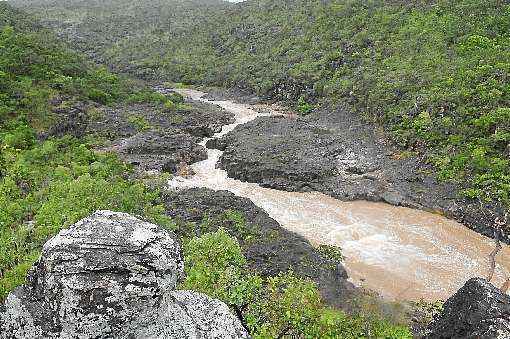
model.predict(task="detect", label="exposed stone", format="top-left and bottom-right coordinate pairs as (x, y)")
top-left (114, 130), bottom-right (207, 172)
top-left (87, 99), bottom-right (234, 142)
top-left (215, 116), bottom-right (340, 192)
top-left (425, 278), bottom-right (510, 339)
top-left (43, 101), bottom-right (90, 139)
top-left (0, 211), bottom-right (248, 339)
top-left (163, 188), bottom-right (358, 308)
top-left (211, 104), bottom-right (509, 243)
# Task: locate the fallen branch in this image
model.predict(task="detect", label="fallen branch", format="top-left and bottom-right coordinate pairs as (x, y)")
top-left (487, 212), bottom-right (508, 283)
top-left (487, 227), bottom-right (502, 282)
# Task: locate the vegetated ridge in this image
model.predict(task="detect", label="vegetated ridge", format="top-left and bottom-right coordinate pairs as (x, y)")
top-left (0, 3), bottom-right (416, 337)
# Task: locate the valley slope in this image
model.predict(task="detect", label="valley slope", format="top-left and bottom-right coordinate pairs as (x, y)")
top-left (11, 0), bottom-right (510, 235)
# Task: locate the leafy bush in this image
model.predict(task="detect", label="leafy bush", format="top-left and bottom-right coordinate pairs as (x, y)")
top-left (181, 229), bottom-right (262, 314)
top-left (0, 134), bottom-right (172, 301)
top-left (127, 115), bottom-right (151, 131)
top-left (317, 244), bottom-right (344, 263)
top-left (182, 229), bottom-right (412, 338)
top-left (297, 96), bottom-right (314, 115)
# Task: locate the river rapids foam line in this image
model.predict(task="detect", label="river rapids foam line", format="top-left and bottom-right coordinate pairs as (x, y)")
top-left (167, 88), bottom-right (510, 301)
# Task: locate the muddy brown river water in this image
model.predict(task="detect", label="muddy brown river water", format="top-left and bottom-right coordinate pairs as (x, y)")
top-left (168, 88), bottom-right (510, 301)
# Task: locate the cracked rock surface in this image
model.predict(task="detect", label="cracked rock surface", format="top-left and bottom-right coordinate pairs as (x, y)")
top-left (0, 210), bottom-right (247, 339)
top-left (113, 130), bottom-right (207, 172)
top-left (425, 278), bottom-right (510, 339)
top-left (211, 103), bottom-right (508, 243)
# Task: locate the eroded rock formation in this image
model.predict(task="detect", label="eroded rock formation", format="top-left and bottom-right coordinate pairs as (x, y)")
top-left (0, 210), bottom-right (247, 339)
top-left (425, 278), bottom-right (510, 338)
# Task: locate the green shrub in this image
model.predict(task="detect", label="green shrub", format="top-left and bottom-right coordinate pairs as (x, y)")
top-left (297, 95), bottom-right (314, 115)
top-left (0, 133), bottom-right (172, 301)
top-left (127, 89), bottom-right (168, 104)
top-left (317, 244), bottom-right (344, 263)
top-left (181, 229), bottom-right (412, 338)
top-left (127, 115), bottom-right (151, 131)
top-left (181, 228), bottom-right (262, 311)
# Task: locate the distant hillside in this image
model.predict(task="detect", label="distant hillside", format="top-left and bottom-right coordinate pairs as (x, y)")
top-left (12, 0), bottom-right (510, 211)
top-left (10, 0), bottom-right (230, 78)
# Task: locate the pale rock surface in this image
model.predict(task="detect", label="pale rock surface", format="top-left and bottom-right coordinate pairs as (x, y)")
top-left (0, 210), bottom-right (248, 339)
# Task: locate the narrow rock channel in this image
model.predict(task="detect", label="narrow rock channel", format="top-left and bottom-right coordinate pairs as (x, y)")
top-left (167, 88), bottom-right (510, 301)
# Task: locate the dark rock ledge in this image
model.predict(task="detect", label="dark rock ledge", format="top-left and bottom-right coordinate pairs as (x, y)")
top-left (425, 278), bottom-right (510, 339)
top-left (0, 211), bottom-right (247, 339)
top-left (210, 109), bottom-right (508, 243)
top-left (163, 188), bottom-right (357, 308)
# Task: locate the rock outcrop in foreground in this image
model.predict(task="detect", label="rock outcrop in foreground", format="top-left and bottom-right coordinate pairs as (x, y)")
top-left (0, 211), bottom-right (247, 339)
top-left (164, 188), bottom-right (357, 308)
top-left (426, 278), bottom-right (510, 338)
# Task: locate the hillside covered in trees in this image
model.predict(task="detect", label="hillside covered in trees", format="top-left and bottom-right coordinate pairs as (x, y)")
top-left (12, 0), bottom-right (510, 216)
top-left (0, 2), bottom-right (187, 299)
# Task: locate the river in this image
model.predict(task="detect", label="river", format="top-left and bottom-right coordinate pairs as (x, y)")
top-left (168, 88), bottom-right (510, 301)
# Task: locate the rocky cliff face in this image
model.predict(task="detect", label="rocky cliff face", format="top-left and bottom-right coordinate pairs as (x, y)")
top-left (425, 278), bottom-right (510, 338)
top-left (0, 210), bottom-right (247, 339)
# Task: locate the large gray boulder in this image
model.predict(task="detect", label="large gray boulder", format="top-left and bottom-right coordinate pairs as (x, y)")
top-left (0, 210), bottom-right (248, 339)
top-left (425, 278), bottom-right (510, 338)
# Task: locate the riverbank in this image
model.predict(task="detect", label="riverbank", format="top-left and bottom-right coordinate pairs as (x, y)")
top-left (166, 87), bottom-right (510, 302)
top-left (203, 87), bottom-right (509, 244)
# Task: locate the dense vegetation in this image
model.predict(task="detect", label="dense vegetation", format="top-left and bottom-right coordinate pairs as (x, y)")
top-left (182, 228), bottom-right (411, 338)
top-left (9, 0), bottom-right (228, 78)
top-left (0, 4), bottom-right (176, 299)
top-left (14, 0), bottom-right (510, 211)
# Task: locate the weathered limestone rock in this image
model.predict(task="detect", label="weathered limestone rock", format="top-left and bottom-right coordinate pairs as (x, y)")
top-left (425, 278), bottom-right (510, 338)
top-left (0, 211), bottom-right (248, 339)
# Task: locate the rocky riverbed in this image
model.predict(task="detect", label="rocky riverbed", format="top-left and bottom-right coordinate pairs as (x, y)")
top-left (167, 88), bottom-right (510, 302)
top-left (211, 101), bottom-right (508, 243)
top-left (163, 188), bottom-right (357, 308)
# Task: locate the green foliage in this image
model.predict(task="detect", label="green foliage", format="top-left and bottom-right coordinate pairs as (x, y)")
top-left (0, 10), bottom-right (167, 131)
top-left (246, 272), bottom-right (322, 337)
top-left (182, 229), bottom-right (411, 338)
top-left (126, 90), bottom-right (185, 112)
top-left (0, 4), bottom-right (182, 301)
top-left (79, 67), bottom-right (122, 105)
top-left (0, 23), bottom-right (112, 129)
top-left (177, 209), bottom-right (260, 245)
top-left (0, 132), bottom-right (172, 301)
top-left (182, 228), bottom-right (262, 309)
top-left (297, 95), bottom-right (314, 115)
top-left (317, 244), bottom-right (344, 263)
top-left (126, 89), bottom-right (167, 104)
top-left (127, 115), bottom-right (151, 132)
